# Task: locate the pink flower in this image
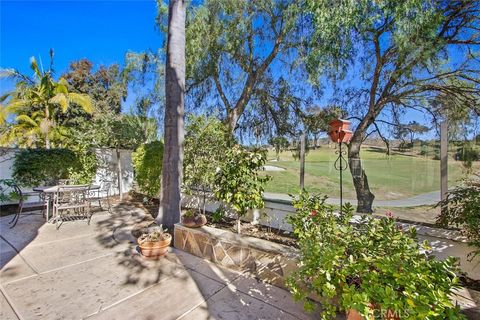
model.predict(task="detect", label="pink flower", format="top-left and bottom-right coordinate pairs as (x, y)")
top-left (310, 210), bottom-right (317, 217)
top-left (385, 211), bottom-right (394, 218)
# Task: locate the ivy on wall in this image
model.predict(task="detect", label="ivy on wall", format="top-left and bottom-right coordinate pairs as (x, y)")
top-left (12, 148), bottom-right (97, 187)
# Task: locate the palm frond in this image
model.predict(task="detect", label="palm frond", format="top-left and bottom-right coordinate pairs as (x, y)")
top-left (69, 93), bottom-right (93, 114)
top-left (0, 92), bottom-right (11, 103)
top-left (50, 93), bottom-right (69, 112)
top-left (5, 99), bottom-right (29, 113)
top-left (16, 114), bottom-right (39, 127)
top-left (30, 57), bottom-right (42, 78)
top-left (56, 78), bottom-right (69, 94)
top-left (0, 69), bottom-right (34, 84)
top-left (0, 106), bottom-right (7, 125)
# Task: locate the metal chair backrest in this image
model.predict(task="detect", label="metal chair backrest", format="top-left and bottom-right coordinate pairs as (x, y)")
top-left (97, 181), bottom-right (113, 197)
top-left (57, 179), bottom-right (70, 186)
top-left (11, 184), bottom-right (25, 205)
top-left (54, 185), bottom-right (89, 207)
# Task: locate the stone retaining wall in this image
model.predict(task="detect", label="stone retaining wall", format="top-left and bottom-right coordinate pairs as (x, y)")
top-left (174, 223), bottom-right (298, 289)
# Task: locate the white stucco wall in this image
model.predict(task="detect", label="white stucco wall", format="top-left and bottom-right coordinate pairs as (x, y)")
top-left (0, 147), bottom-right (134, 203)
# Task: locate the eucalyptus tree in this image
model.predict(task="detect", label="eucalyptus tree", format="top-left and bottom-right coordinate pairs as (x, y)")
top-left (1, 52), bottom-right (93, 149)
top-left (306, 0), bottom-right (480, 212)
top-left (171, 0), bottom-right (304, 133)
top-left (157, 0), bottom-right (186, 228)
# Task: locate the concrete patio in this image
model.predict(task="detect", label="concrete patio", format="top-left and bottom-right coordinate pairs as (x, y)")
top-left (1, 204), bottom-right (479, 319)
top-left (0, 204), bottom-right (321, 320)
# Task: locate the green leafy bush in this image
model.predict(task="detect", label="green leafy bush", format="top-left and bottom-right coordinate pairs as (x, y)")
top-left (214, 145), bottom-right (270, 233)
top-left (12, 149), bottom-right (81, 186)
top-left (437, 181), bottom-right (480, 261)
top-left (68, 149), bottom-right (97, 184)
top-left (132, 140), bottom-right (164, 198)
top-left (287, 192), bottom-right (463, 319)
top-left (184, 115), bottom-right (232, 214)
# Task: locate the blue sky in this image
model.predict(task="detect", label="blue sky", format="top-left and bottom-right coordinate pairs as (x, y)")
top-left (1, 0), bottom-right (163, 100)
top-left (1, 1), bottom-right (475, 141)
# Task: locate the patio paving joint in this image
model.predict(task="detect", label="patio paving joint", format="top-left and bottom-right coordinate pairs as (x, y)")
top-left (176, 277), bottom-right (228, 320)
top-left (24, 232), bottom-right (94, 248)
top-left (0, 235), bottom-right (39, 275)
top-left (227, 281), bottom-right (308, 319)
top-left (83, 280), bottom-right (165, 319)
top-left (3, 252), bottom-right (115, 286)
top-left (0, 285), bottom-right (22, 320)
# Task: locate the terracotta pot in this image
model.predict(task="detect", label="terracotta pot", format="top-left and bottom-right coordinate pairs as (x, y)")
top-left (347, 308), bottom-right (373, 320)
top-left (181, 214), bottom-right (207, 228)
top-left (137, 233), bottom-right (172, 259)
top-left (347, 306), bottom-right (400, 320)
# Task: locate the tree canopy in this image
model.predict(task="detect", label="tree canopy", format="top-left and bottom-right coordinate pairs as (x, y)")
top-left (158, 0), bottom-right (306, 135)
top-left (1, 52), bottom-right (93, 149)
top-left (305, 0), bottom-right (480, 212)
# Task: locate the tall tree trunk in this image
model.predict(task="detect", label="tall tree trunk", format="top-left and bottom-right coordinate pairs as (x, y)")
top-left (45, 105), bottom-right (51, 149)
top-left (157, 0), bottom-right (186, 230)
top-left (348, 138), bottom-right (375, 213)
top-left (226, 108), bottom-right (240, 133)
top-left (116, 147), bottom-right (123, 201)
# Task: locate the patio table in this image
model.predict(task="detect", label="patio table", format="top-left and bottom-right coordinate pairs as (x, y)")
top-left (33, 184), bottom-right (100, 222)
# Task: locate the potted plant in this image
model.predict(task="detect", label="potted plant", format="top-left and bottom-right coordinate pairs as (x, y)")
top-left (137, 225), bottom-right (172, 259)
top-left (181, 209), bottom-right (207, 228)
top-left (286, 192), bottom-right (464, 320)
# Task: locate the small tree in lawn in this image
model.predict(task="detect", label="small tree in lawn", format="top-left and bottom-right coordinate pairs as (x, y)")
top-left (214, 145), bottom-right (270, 234)
top-left (184, 115), bottom-right (231, 215)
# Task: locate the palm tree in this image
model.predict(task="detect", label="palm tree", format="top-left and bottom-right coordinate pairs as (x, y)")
top-left (157, 0), bottom-right (186, 228)
top-left (0, 51), bottom-right (93, 148)
top-left (0, 111), bottom-right (70, 148)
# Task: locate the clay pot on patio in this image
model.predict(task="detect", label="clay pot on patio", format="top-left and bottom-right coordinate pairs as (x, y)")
top-left (347, 305), bottom-right (400, 320)
top-left (137, 233), bottom-right (172, 259)
top-left (181, 213), bottom-right (207, 228)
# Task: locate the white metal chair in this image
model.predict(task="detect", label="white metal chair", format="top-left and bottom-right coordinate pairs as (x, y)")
top-left (53, 185), bottom-right (91, 229)
top-left (87, 182), bottom-right (112, 213)
top-left (9, 184), bottom-right (47, 228)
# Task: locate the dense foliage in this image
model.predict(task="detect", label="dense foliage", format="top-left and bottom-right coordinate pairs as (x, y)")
top-left (68, 148), bottom-right (97, 185)
top-left (132, 141), bottom-right (164, 198)
top-left (12, 149), bottom-right (80, 186)
top-left (214, 145), bottom-right (270, 233)
top-left (304, 0), bottom-right (479, 213)
top-left (62, 59), bottom-right (126, 118)
top-left (0, 52), bottom-right (93, 149)
top-left (437, 181), bottom-right (480, 261)
top-left (157, 0), bottom-right (306, 134)
top-left (287, 192), bottom-right (463, 319)
top-left (184, 115), bottom-right (232, 214)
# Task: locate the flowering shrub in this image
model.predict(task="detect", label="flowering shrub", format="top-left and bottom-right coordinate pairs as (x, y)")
top-left (287, 192), bottom-right (464, 319)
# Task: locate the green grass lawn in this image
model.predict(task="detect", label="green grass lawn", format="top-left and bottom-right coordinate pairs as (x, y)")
top-left (263, 145), bottom-right (476, 200)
